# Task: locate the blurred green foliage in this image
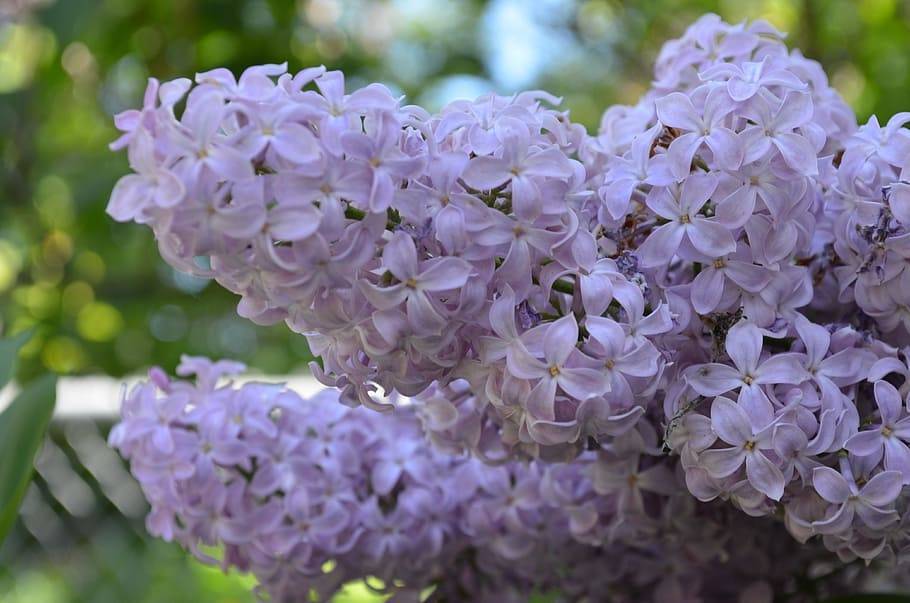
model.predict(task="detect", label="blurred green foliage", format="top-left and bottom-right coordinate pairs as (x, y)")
top-left (1, 536), bottom-right (258, 603)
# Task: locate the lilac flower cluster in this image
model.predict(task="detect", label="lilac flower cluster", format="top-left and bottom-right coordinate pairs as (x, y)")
top-left (107, 11), bottom-right (910, 581)
top-left (821, 110), bottom-right (910, 332)
top-left (580, 15), bottom-right (910, 565)
top-left (112, 358), bottom-right (874, 603)
top-left (107, 58), bottom-right (667, 462)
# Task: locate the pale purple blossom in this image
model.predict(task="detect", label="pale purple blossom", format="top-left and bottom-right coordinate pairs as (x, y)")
top-left (106, 14), bottom-right (910, 589)
top-left (845, 381), bottom-right (910, 483)
top-left (811, 466), bottom-right (901, 534)
top-left (637, 173), bottom-right (736, 267)
top-left (655, 85), bottom-right (743, 178)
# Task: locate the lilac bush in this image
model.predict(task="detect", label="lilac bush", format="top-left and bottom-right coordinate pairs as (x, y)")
top-left (113, 358), bottom-right (866, 603)
top-left (108, 12), bottom-right (910, 600)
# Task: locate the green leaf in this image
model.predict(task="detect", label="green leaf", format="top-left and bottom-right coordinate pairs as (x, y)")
top-left (0, 373), bottom-right (57, 544)
top-left (0, 328), bottom-right (33, 391)
top-left (823, 595), bottom-right (910, 602)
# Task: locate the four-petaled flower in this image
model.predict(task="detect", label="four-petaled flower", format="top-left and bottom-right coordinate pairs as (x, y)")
top-left (637, 173), bottom-right (737, 267)
top-left (508, 314), bottom-right (610, 422)
top-left (655, 85), bottom-right (743, 179)
top-left (740, 91), bottom-right (818, 175)
top-left (699, 396), bottom-right (786, 500)
top-left (361, 232), bottom-right (473, 333)
top-left (845, 380), bottom-right (910, 483)
top-left (811, 466), bottom-right (901, 534)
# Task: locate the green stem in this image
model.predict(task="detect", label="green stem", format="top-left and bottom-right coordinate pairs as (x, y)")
top-left (344, 204), bottom-right (400, 230)
top-left (552, 279), bottom-right (575, 295)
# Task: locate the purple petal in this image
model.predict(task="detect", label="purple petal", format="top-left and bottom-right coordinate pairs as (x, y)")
top-left (890, 182), bottom-right (910, 225)
top-left (715, 185), bottom-right (756, 229)
top-left (558, 367), bottom-right (609, 400)
top-left (405, 291), bottom-right (445, 333)
top-left (360, 281), bottom-right (408, 311)
top-left (368, 170), bottom-right (395, 212)
top-left (207, 145), bottom-right (254, 181)
top-left (371, 461), bottom-right (403, 496)
top-left (602, 178), bottom-right (636, 220)
top-left (666, 132), bottom-right (703, 179)
top-left (585, 316), bottom-right (625, 358)
top-left (771, 132), bottom-right (817, 175)
top-left (544, 315), bottom-right (579, 366)
top-left (775, 91), bottom-right (814, 131)
top-left (271, 123), bottom-right (322, 165)
top-left (861, 470), bottom-right (903, 506)
top-left (745, 451), bottom-right (785, 500)
top-left (383, 232), bottom-right (419, 281)
top-left (700, 446), bottom-right (745, 478)
top-left (686, 363), bottom-right (742, 396)
top-left (793, 316), bottom-right (830, 367)
top-left (687, 218), bottom-right (736, 258)
top-left (739, 127), bottom-right (773, 164)
top-left (655, 92), bottom-right (702, 131)
top-left (710, 396), bottom-right (752, 446)
top-left (812, 502), bottom-right (853, 535)
top-left (269, 204), bottom-right (321, 241)
top-left (637, 223), bottom-right (685, 268)
top-left (727, 78), bottom-right (760, 102)
top-left (855, 503), bottom-right (899, 530)
top-left (524, 147), bottom-right (573, 179)
top-left (883, 438), bottom-right (910, 482)
top-left (725, 321), bottom-right (762, 375)
top-left (107, 175), bottom-right (149, 222)
top-left (755, 354), bottom-right (809, 385)
top-left (680, 171), bottom-right (719, 214)
top-left (418, 257), bottom-right (473, 292)
top-left (691, 267), bottom-right (725, 314)
top-left (704, 127), bottom-right (742, 170)
top-left (506, 345), bottom-right (547, 380)
top-left (874, 380), bottom-right (903, 424)
top-left (724, 260), bottom-right (771, 292)
top-left (526, 379), bottom-right (557, 421)
top-left (461, 156), bottom-right (511, 190)
top-left (844, 430), bottom-right (884, 457)
top-left (811, 466), bottom-right (850, 504)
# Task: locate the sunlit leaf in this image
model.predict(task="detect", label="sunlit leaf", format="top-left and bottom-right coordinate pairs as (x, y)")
top-left (0, 328), bottom-right (33, 390)
top-left (0, 374), bottom-right (57, 544)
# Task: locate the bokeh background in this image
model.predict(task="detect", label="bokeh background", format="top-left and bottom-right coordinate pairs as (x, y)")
top-left (2, 0), bottom-right (910, 601)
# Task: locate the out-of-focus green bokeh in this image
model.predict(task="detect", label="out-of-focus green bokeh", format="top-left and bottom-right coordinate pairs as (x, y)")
top-left (3, 0), bottom-right (910, 601)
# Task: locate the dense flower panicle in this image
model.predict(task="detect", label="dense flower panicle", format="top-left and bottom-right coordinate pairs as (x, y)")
top-left (106, 56), bottom-right (669, 462)
top-left (581, 14), bottom-right (910, 565)
top-left (821, 111), bottom-right (910, 333)
top-left (114, 360), bottom-right (881, 603)
top-left (108, 11), bottom-right (910, 587)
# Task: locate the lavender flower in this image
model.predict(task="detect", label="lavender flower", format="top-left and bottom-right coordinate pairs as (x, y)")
top-left (112, 360), bottom-right (895, 602)
top-left (105, 12), bottom-right (910, 581)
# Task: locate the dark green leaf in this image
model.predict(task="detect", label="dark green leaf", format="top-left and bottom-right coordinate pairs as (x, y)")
top-left (0, 374), bottom-right (57, 544)
top-left (0, 329), bottom-right (33, 391)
